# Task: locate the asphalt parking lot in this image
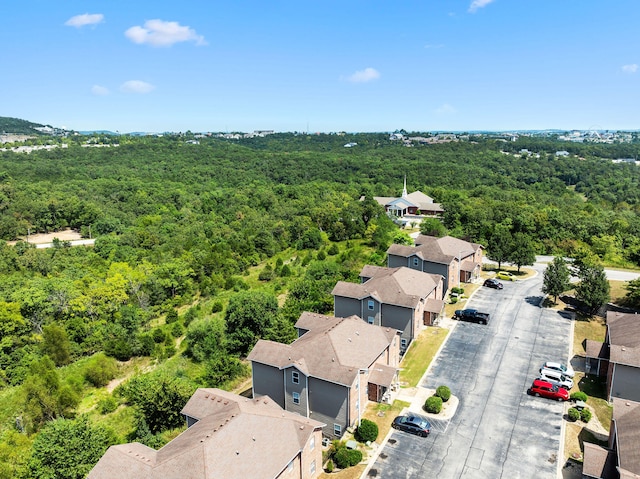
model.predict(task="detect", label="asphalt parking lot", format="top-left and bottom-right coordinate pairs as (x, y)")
top-left (369, 264), bottom-right (572, 478)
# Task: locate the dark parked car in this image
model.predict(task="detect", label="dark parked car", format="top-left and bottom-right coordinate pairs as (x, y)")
top-left (453, 308), bottom-right (490, 325)
top-left (392, 415), bottom-right (431, 437)
top-left (483, 278), bottom-right (503, 289)
top-left (529, 379), bottom-right (569, 401)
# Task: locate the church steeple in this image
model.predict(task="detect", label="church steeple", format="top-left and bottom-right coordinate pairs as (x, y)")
top-left (402, 175), bottom-right (408, 198)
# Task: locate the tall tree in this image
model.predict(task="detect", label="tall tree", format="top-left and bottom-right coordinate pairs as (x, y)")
top-left (542, 256), bottom-right (571, 303)
top-left (225, 290), bottom-right (280, 356)
top-left (509, 233), bottom-right (537, 272)
top-left (575, 263), bottom-right (610, 315)
top-left (486, 224), bottom-right (512, 270)
top-left (27, 416), bottom-right (116, 479)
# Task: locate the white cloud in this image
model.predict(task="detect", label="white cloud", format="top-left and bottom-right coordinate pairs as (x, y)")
top-left (468, 0), bottom-right (495, 13)
top-left (435, 103), bottom-right (457, 114)
top-left (346, 67), bottom-right (380, 83)
top-left (622, 64), bottom-right (638, 73)
top-left (125, 19), bottom-right (207, 47)
top-left (65, 13), bottom-right (104, 28)
top-left (91, 85), bottom-right (110, 96)
top-left (120, 80), bottom-right (155, 94)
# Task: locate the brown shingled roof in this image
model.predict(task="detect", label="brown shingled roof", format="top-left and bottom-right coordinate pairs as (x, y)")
top-left (88, 389), bottom-right (324, 479)
top-left (248, 315), bottom-right (399, 387)
top-left (332, 266), bottom-right (441, 309)
top-left (606, 312), bottom-right (640, 367)
top-left (582, 442), bottom-right (617, 479)
top-left (612, 397), bottom-right (640, 476)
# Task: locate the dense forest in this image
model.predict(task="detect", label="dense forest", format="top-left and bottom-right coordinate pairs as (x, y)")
top-left (1, 132), bottom-right (640, 477)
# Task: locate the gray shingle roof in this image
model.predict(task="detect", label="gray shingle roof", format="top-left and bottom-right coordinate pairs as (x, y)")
top-left (248, 315), bottom-right (399, 387)
top-left (332, 266), bottom-right (442, 308)
top-left (88, 389), bottom-right (323, 479)
top-left (612, 397), bottom-right (640, 476)
top-left (606, 312), bottom-right (640, 367)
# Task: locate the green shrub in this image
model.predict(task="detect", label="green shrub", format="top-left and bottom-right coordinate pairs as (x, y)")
top-left (354, 418), bottom-right (378, 443)
top-left (435, 385), bottom-right (451, 402)
top-left (279, 264), bottom-right (292, 277)
top-left (316, 250), bottom-right (326, 261)
top-left (328, 244), bottom-right (340, 256)
top-left (211, 301), bottom-right (223, 314)
top-left (425, 395), bottom-right (443, 414)
top-left (84, 353), bottom-right (118, 388)
top-left (570, 391), bottom-right (588, 403)
top-left (450, 297), bottom-right (458, 304)
top-left (334, 448), bottom-right (362, 468)
top-left (451, 287), bottom-right (465, 295)
top-left (567, 407), bottom-right (580, 422)
top-left (165, 309), bottom-right (179, 324)
top-left (325, 460), bottom-right (334, 473)
top-left (170, 322), bottom-right (183, 338)
top-left (581, 408), bottom-right (592, 423)
top-left (152, 328), bottom-right (166, 343)
top-left (98, 395), bottom-right (118, 414)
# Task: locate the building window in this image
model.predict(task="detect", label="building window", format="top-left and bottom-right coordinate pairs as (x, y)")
top-left (287, 460), bottom-right (294, 472)
top-left (310, 436), bottom-right (315, 451)
top-left (293, 392), bottom-right (300, 404)
top-left (412, 257), bottom-right (419, 267)
top-left (292, 371), bottom-right (299, 384)
top-left (367, 316), bottom-right (374, 324)
top-left (310, 460), bottom-right (316, 475)
top-left (367, 300), bottom-right (374, 310)
top-left (334, 424), bottom-right (342, 436)
top-left (401, 338), bottom-right (408, 349)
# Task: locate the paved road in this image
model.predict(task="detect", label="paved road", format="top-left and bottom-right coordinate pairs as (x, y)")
top-left (369, 264), bottom-right (571, 479)
top-left (34, 238), bottom-right (96, 249)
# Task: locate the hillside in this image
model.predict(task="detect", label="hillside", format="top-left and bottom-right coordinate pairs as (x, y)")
top-left (0, 116), bottom-right (48, 135)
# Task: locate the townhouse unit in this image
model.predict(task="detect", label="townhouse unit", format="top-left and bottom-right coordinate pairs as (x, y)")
top-left (88, 388), bottom-right (324, 479)
top-left (247, 313), bottom-right (401, 438)
top-left (582, 397), bottom-right (640, 479)
top-left (585, 311), bottom-right (640, 402)
top-left (332, 265), bottom-right (444, 352)
top-left (386, 234), bottom-right (483, 293)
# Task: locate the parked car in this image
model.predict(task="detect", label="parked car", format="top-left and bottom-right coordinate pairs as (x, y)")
top-left (453, 308), bottom-right (490, 325)
top-left (495, 271), bottom-right (516, 281)
top-left (392, 415), bottom-right (431, 437)
top-left (539, 367), bottom-right (574, 389)
top-left (483, 278), bottom-right (503, 289)
top-left (542, 361), bottom-right (575, 378)
top-left (529, 379), bottom-right (569, 401)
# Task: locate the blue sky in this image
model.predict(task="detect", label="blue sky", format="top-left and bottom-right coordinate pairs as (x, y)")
top-left (2, 1), bottom-right (639, 133)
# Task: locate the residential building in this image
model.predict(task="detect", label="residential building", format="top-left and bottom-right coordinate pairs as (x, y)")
top-left (387, 234), bottom-right (483, 293)
top-left (332, 265), bottom-right (444, 352)
top-left (248, 313), bottom-right (401, 438)
top-left (88, 388), bottom-right (324, 479)
top-left (585, 311), bottom-right (640, 402)
top-left (582, 397), bottom-right (640, 479)
top-left (362, 177), bottom-right (444, 226)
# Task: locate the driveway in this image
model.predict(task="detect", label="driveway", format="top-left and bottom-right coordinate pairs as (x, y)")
top-left (368, 263), bottom-right (571, 478)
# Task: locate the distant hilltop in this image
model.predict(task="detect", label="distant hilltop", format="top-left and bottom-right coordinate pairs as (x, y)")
top-left (0, 116), bottom-right (71, 141)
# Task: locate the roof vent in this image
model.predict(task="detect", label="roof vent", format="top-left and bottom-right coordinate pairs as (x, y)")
top-left (348, 338), bottom-right (352, 342)
top-left (252, 436), bottom-right (256, 441)
top-left (332, 357), bottom-right (335, 362)
top-left (622, 347), bottom-right (627, 351)
top-left (355, 331), bottom-right (359, 335)
top-left (236, 451), bottom-right (240, 455)
top-left (299, 425), bottom-right (304, 430)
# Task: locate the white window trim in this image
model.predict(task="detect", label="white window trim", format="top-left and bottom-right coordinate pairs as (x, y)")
top-left (367, 300), bottom-right (374, 310)
top-left (293, 391), bottom-right (300, 404)
top-left (292, 371), bottom-right (299, 384)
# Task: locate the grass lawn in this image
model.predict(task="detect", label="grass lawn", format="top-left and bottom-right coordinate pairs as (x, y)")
top-left (399, 326), bottom-right (449, 387)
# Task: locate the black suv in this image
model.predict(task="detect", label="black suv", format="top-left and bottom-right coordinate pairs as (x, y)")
top-left (483, 278), bottom-right (503, 289)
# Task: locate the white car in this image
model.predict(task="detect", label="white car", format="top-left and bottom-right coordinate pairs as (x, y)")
top-left (539, 367), bottom-right (574, 390)
top-left (542, 361), bottom-right (575, 378)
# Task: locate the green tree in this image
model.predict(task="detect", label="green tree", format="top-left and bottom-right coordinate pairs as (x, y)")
top-left (184, 317), bottom-right (226, 362)
top-left (625, 277), bottom-right (640, 307)
top-left (542, 256), bottom-right (571, 303)
top-left (22, 356), bottom-right (80, 432)
top-left (419, 218), bottom-right (447, 237)
top-left (486, 225), bottom-right (512, 270)
top-left (119, 373), bottom-right (194, 434)
top-left (41, 323), bottom-right (71, 366)
top-left (509, 233), bottom-right (537, 272)
top-left (575, 263), bottom-right (610, 315)
top-left (27, 416), bottom-right (116, 479)
top-left (225, 291), bottom-right (280, 356)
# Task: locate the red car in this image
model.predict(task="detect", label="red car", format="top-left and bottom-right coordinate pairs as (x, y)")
top-left (530, 379), bottom-right (569, 401)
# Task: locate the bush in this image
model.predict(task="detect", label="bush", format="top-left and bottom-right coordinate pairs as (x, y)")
top-left (425, 395), bottom-right (443, 414)
top-left (327, 244), bottom-right (340, 256)
top-left (211, 301), bottom-right (223, 314)
top-left (570, 391), bottom-right (588, 403)
top-left (152, 328), bottom-right (166, 343)
top-left (165, 309), bottom-right (179, 324)
top-left (333, 448), bottom-right (363, 469)
top-left (98, 395), bottom-right (118, 414)
top-left (451, 287), bottom-right (465, 295)
top-left (316, 250), bottom-right (326, 261)
top-left (170, 322), bottom-right (183, 338)
top-left (84, 353), bottom-right (118, 388)
top-left (435, 385), bottom-right (451, 402)
top-left (325, 460), bottom-right (334, 473)
top-left (581, 408), bottom-right (592, 423)
top-left (354, 418), bottom-right (378, 443)
top-left (450, 296), bottom-right (458, 304)
top-left (567, 407), bottom-right (580, 422)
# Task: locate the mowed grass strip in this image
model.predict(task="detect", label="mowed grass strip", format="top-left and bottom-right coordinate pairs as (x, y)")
top-left (399, 327), bottom-right (449, 387)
